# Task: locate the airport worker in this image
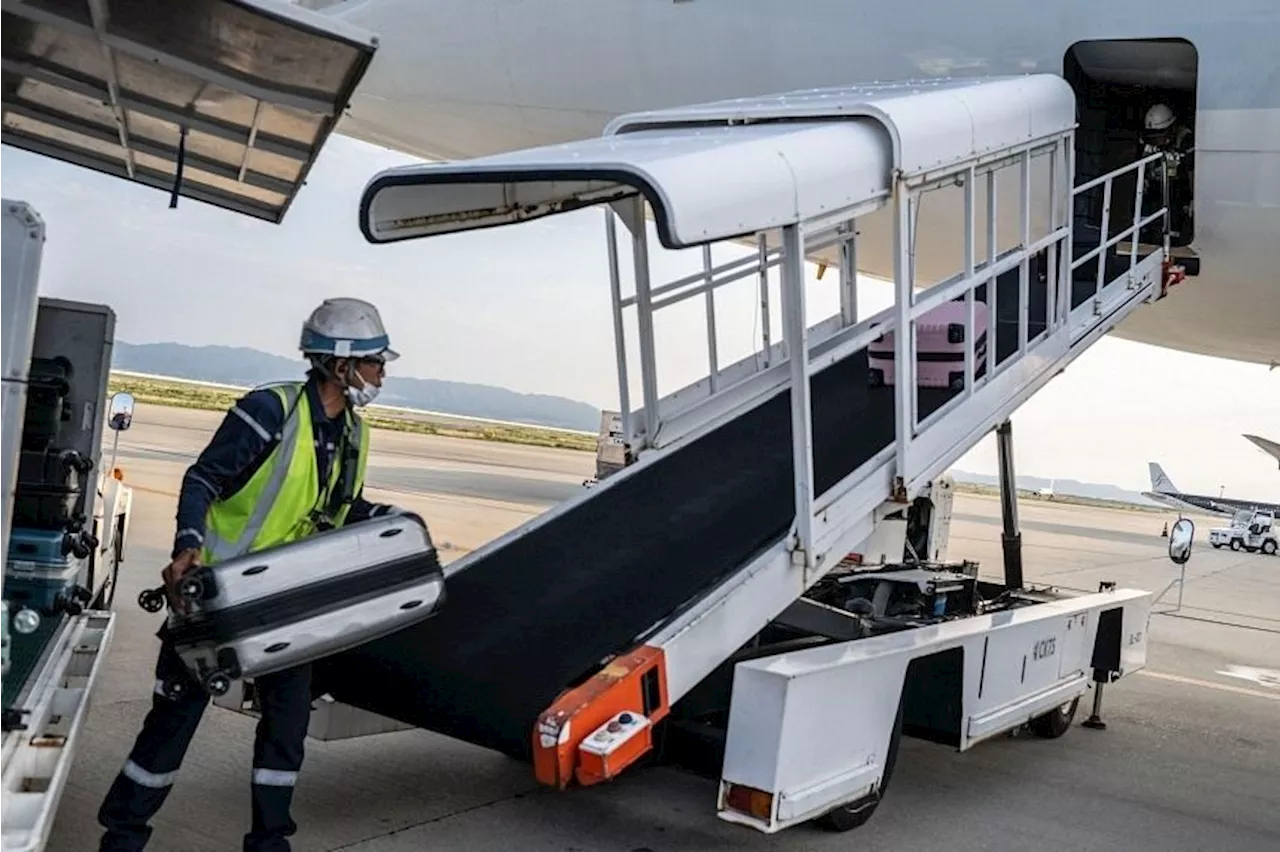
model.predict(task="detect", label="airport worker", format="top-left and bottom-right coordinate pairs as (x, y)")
top-left (98, 298), bottom-right (413, 852)
top-left (1140, 103), bottom-right (1195, 242)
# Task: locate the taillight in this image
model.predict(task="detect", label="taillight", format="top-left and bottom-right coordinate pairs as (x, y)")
top-left (725, 784), bottom-right (774, 820)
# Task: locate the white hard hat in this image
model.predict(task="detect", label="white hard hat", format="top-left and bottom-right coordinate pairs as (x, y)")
top-left (1145, 104), bottom-right (1175, 132)
top-left (299, 297), bottom-right (399, 361)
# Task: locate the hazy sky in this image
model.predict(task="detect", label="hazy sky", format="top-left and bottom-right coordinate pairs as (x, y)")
top-left (2, 137), bottom-right (1276, 498)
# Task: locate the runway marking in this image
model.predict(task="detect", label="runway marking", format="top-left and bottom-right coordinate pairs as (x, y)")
top-left (1216, 665), bottom-right (1280, 689)
top-left (1137, 669), bottom-right (1280, 701)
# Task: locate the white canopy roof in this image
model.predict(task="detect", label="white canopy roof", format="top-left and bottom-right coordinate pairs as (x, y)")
top-left (2, 0), bottom-right (377, 223)
top-left (360, 75), bottom-right (1076, 248)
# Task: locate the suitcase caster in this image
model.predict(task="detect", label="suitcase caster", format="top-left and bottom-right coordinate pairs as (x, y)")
top-left (55, 585), bottom-right (93, 616)
top-left (138, 587), bottom-right (166, 613)
top-left (160, 678), bottom-right (189, 701)
top-left (178, 576), bottom-right (205, 602)
top-left (203, 671), bottom-right (232, 697)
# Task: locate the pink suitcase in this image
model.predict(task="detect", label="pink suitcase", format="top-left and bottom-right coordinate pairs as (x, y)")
top-left (868, 301), bottom-right (988, 390)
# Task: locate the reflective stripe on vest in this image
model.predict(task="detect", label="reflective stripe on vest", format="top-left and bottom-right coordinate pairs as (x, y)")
top-left (201, 383), bottom-right (367, 564)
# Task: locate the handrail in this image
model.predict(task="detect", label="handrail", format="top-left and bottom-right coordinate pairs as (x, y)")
top-left (1071, 150), bottom-right (1164, 196)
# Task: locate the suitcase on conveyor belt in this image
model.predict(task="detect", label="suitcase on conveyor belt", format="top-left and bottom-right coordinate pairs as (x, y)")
top-left (139, 513), bottom-right (447, 697)
top-left (868, 300), bottom-right (989, 390)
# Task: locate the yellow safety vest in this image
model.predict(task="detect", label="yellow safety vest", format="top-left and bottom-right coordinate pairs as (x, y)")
top-left (201, 382), bottom-right (369, 565)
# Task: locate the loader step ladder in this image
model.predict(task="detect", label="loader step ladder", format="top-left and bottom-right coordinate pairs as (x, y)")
top-left (355, 74), bottom-right (1175, 788)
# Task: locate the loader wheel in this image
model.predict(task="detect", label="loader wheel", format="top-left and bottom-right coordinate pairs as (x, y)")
top-left (815, 697), bottom-right (903, 833)
top-left (1029, 696), bottom-right (1079, 739)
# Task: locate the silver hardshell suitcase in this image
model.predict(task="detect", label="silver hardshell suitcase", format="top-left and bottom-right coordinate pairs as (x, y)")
top-left (139, 513), bottom-right (445, 697)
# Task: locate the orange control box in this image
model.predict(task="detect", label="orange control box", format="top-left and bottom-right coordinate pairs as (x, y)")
top-left (532, 645), bottom-right (668, 789)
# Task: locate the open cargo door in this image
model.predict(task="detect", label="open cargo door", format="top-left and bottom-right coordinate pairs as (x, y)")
top-left (1, 0), bottom-right (378, 222)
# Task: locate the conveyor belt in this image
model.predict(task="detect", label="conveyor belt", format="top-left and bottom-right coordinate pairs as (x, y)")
top-left (318, 273), bottom-right (1056, 760)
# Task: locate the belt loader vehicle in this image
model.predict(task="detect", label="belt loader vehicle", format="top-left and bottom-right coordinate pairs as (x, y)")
top-left (246, 75), bottom-right (1180, 834)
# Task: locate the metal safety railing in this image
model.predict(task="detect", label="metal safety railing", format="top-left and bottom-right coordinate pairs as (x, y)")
top-left (1070, 150), bottom-right (1171, 305)
top-left (603, 202), bottom-right (860, 454)
top-left (599, 133), bottom-right (1173, 575)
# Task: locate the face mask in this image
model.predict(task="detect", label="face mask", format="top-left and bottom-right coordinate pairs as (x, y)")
top-left (343, 369), bottom-right (380, 407)
top-left (345, 381), bottom-right (379, 408)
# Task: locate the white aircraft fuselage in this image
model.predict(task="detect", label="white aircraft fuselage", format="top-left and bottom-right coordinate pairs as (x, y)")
top-left (325, 0), bottom-right (1280, 367)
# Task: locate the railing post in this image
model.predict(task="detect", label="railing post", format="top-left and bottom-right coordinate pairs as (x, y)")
top-left (839, 222), bottom-right (858, 326)
top-left (963, 166), bottom-right (976, 392)
top-left (985, 170), bottom-right (998, 376)
top-left (893, 182), bottom-right (914, 495)
top-left (1019, 151), bottom-right (1032, 353)
top-left (630, 196), bottom-right (661, 446)
top-left (702, 244), bottom-right (719, 392)
top-left (781, 223), bottom-right (815, 568)
top-left (1094, 179), bottom-right (1112, 309)
top-left (604, 209), bottom-right (632, 448)
top-left (758, 234), bottom-right (772, 367)
top-left (1130, 161), bottom-right (1146, 275)
top-left (1061, 139), bottom-right (1074, 325)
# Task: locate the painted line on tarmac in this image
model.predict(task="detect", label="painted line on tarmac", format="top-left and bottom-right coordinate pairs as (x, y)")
top-left (1137, 669), bottom-right (1280, 701)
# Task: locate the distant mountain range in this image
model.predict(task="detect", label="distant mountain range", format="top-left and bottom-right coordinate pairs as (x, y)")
top-left (949, 470), bottom-right (1161, 508)
top-left (112, 342), bottom-right (601, 432)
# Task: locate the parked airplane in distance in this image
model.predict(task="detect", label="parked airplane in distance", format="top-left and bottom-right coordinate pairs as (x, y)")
top-left (1143, 461), bottom-right (1280, 518)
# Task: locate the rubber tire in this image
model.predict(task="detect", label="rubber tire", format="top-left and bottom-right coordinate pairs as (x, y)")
top-left (1212, 543), bottom-right (1222, 549)
top-left (1029, 696), bottom-right (1079, 739)
top-left (1262, 540), bottom-right (1278, 556)
top-left (1230, 538), bottom-right (1242, 552)
top-left (815, 697), bottom-right (904, 832)
top-left (93, 516), bottom-right (127, 610)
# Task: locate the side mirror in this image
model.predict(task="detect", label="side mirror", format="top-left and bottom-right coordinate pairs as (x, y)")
top-left (108, 392), bottom-right (135, 432)
top-left (1168, 518), bottom-right (1194, 565)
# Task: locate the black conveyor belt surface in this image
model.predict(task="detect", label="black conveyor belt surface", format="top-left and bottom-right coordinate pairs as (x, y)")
top-left (320, 274), bottom-right (1053, 760)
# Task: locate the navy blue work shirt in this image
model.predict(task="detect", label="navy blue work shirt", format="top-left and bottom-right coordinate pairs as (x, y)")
top-left (172, 376), bottom-right (397, 558)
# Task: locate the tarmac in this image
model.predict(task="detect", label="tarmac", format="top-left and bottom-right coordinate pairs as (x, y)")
top-left (42, 403), bottom-right (1280, 851)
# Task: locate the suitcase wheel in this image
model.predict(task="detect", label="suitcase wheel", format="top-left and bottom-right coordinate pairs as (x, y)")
top-left (203, 671), bottom-right (232, 697)
top-left (161, 678), bottom-right (188, 701)
top-left (178, 576), bottom-right (205, 602)
top-left (138, 588), bottom-right (166, 613)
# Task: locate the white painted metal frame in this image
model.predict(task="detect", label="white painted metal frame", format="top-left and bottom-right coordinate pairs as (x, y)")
top-left (0, 200), bottom-right (45, 603)
top-left (1, 612), bottom-right (115, 852)
top-left (717, 587), bottom-right (1152, 834)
